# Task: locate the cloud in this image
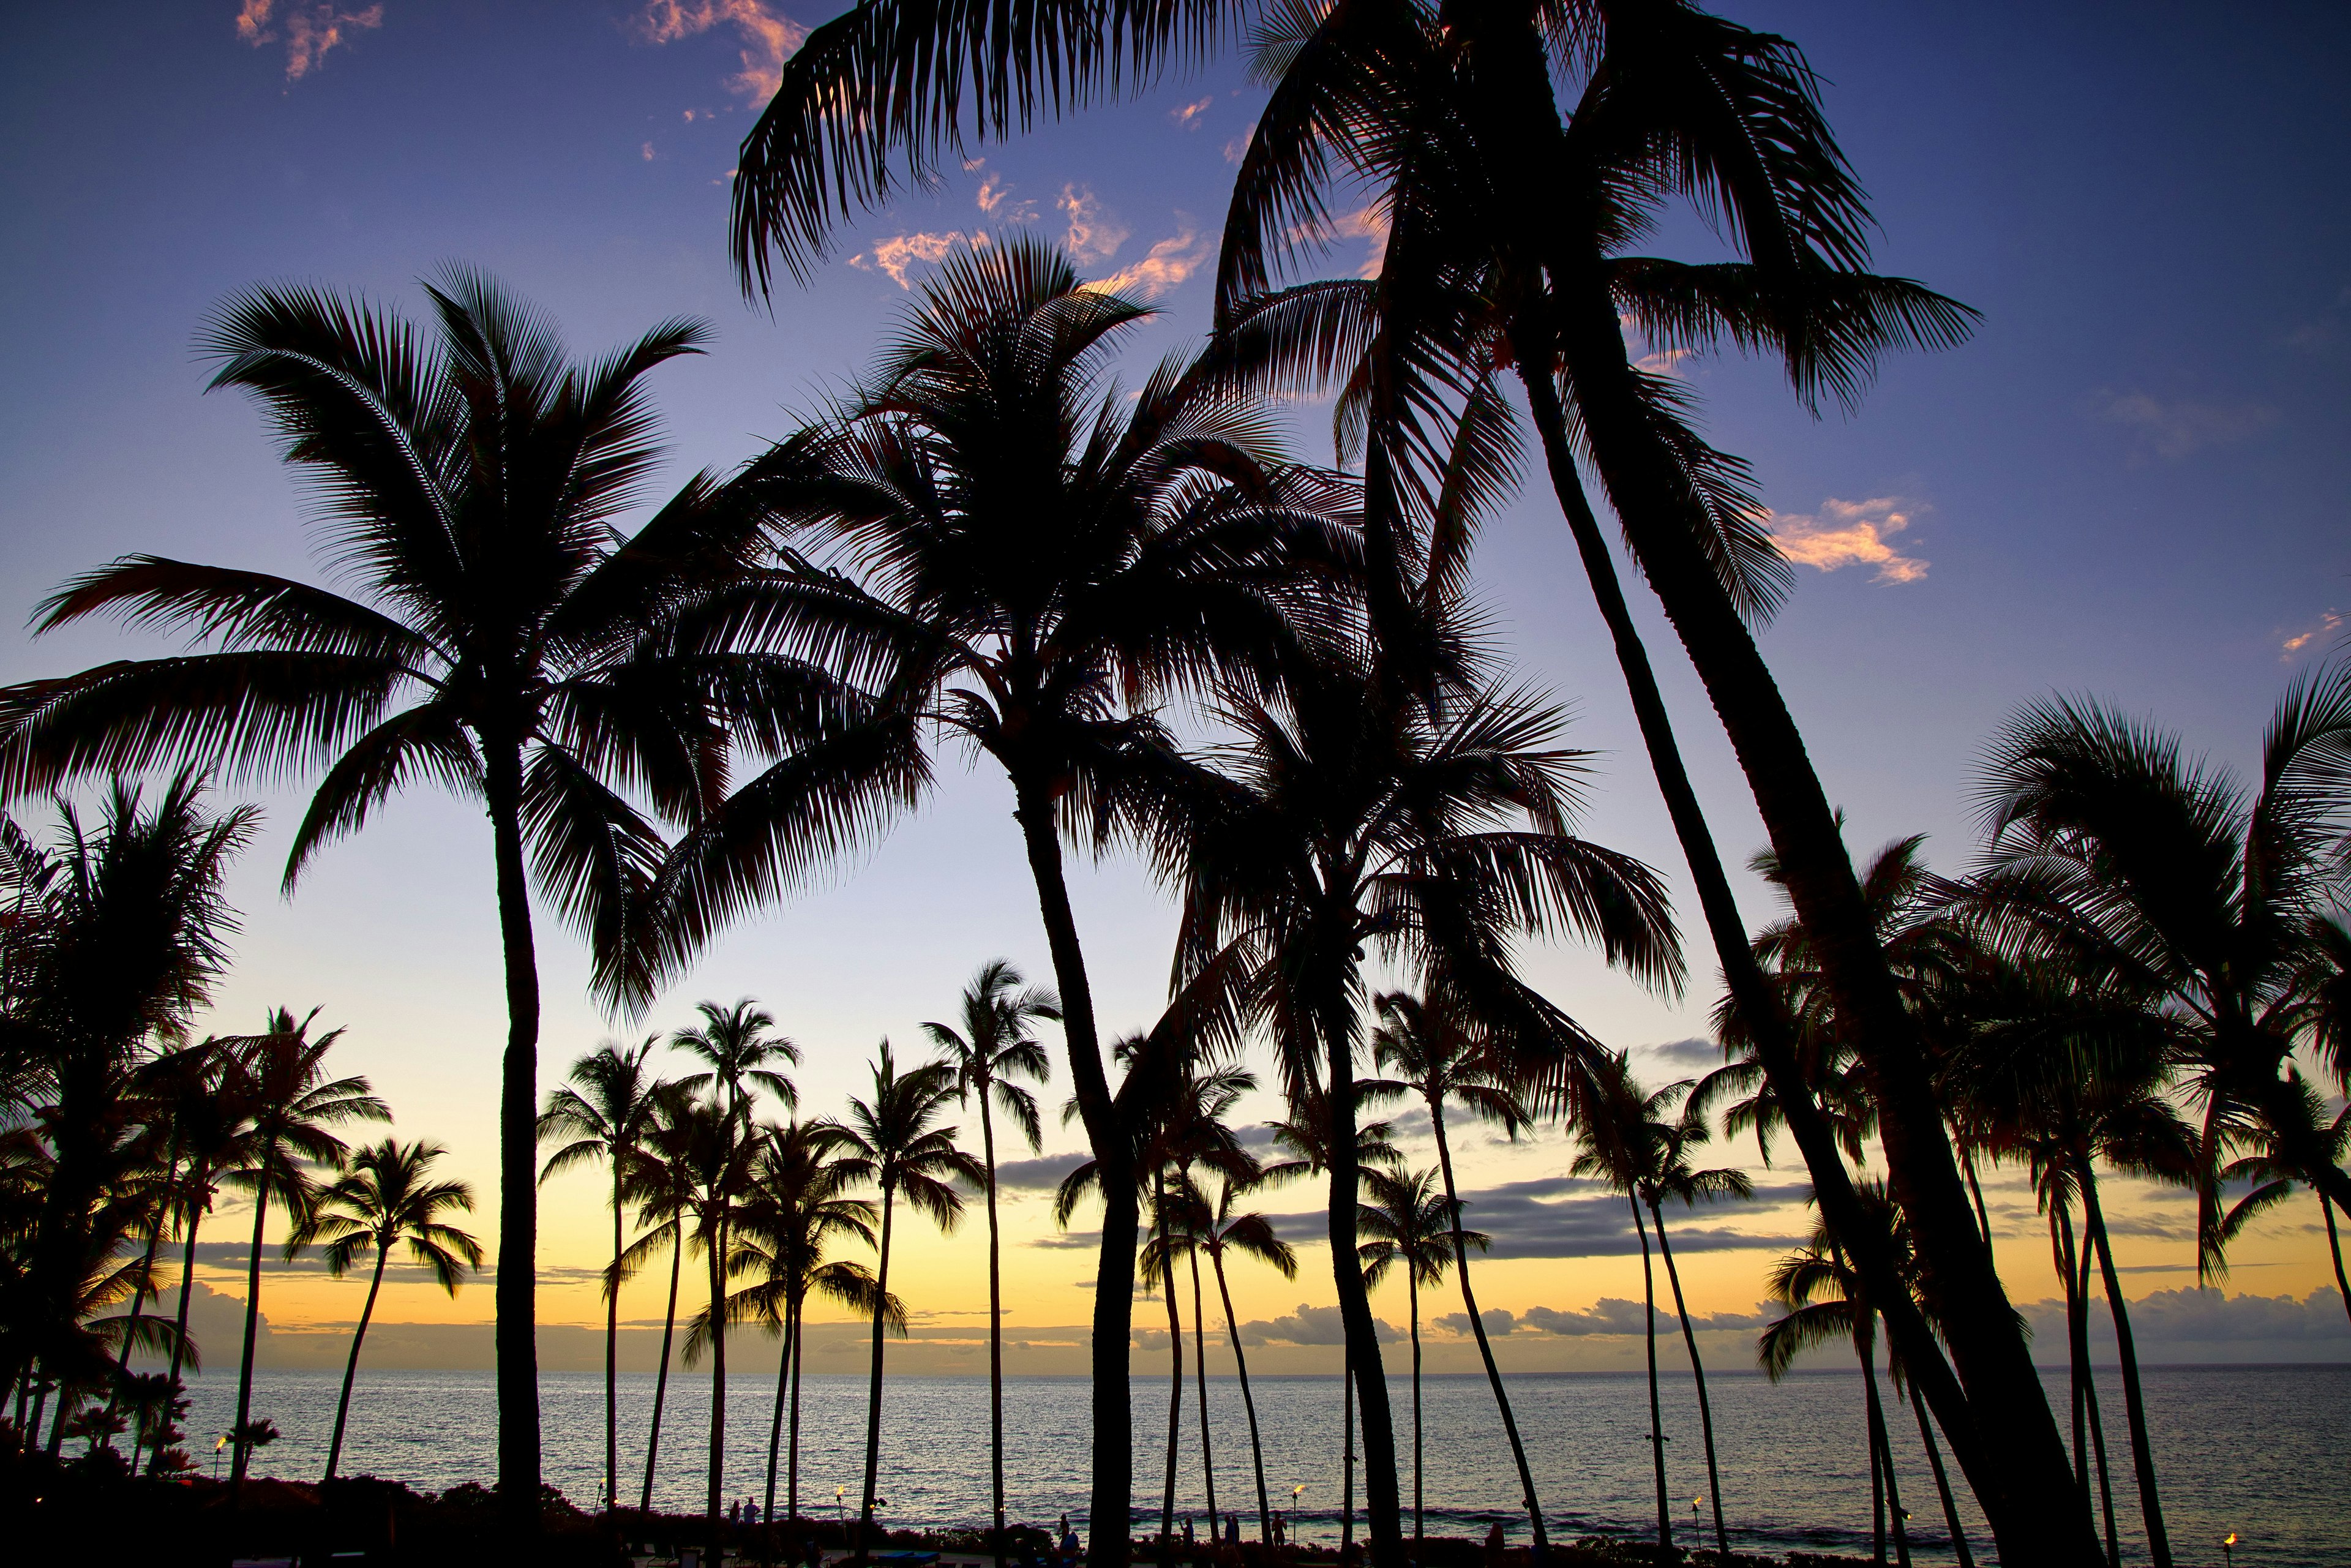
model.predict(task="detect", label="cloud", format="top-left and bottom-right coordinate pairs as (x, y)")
top-left (1286, 203), bottom-right (1389, 280)
top-left (1517, 1299), bottom-right (1777, 1337)
top-left (1169, 97), bottom-right (1214, 130)
top-left (975, 173), bottom-right (1037, 223)
top-left (642, 141), bottom-right (658, 161)
top-left (1090, 225), bottom-right (1213, 301)
top-left (2282, 609), bottom-right (2344, 661)
top-left (1027, 1227), bottom-right (1102, 1252)
top-left (850, 230), bottom-right (989, 288)
top-left (2093, 389), bottom-right (2276, 462)
top-left (1222, 124), bottom-right (1256, 166)
top-left (1767, 496), bottom-right (1930, 584)
top-left (2019, 1288), bottom-right (2348, 1357)
top-left (1641, 1038), bottom-right (1720, 1068)
top-left (636, 0), bottom-right (807, 103)
top-left (237, 1), bottom-right (383, 81)
top-left (1434, 1307), bottom-right (1518, 1337)
top-left (1240, 1302), bottom-right (1403, 1346)
top-left (1434, 1174), bottom-right (1808, 1261)
top-left (996, 1151), bottom-right (1089, 1191)
top-left (1059, 186), bottom-right (1129, 264)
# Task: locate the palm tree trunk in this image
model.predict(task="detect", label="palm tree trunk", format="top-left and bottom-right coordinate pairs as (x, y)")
top-left (106, 1147), bottom-right (182, 1446)
top-left (2048, 1208), bottom-right (2087, 1501)
top-left (1340, 1351), bottom-right (1355, 1560)
top-left (1959, 1145), bottom-right (1994, 1255)
top-left (1649, 1202), bottom-right (1727, 1559)
top-left (1632, 1198), bottom-right (1671, 1555)
top-left (858, 1182), bottom-right (896, 1562)
top-left (1013, 784), bottom-right (1134, 1568)
top-left (1909, 1379), bottom-right (1975, 1568)
top-left (643, 1228), bottom-right (684, 1513)
top-left (788, 1292), bottom-right (806, 1529)
top-left (230, 1182), bottom-right (269, 1491)
top-left (484, 730), bottom-right (544, 1537)
top-left (608, 1168), bottom-right (624, 1514)
top-left (767, 1299), bottom-right (793, 1535)
top-left (1322, 1019), bottom-right (1401, 1568)
top-left (1858, 1318), bottom-right (1886, 1564)
top-left (2325, 1195), bottom-right (2351, 1330)
top-left (983, 1095), bottom-right (1007, 1568)
top-left (1866, 1356), bottom-right (1912, 1568)
top-left (2079, 1165), bottom-right (2172, 1567)
top-left (324, 1245), bottom-right (389, 1482)
top-left (2075, 1241), bottom-right (2120, 1568)
top-left (1407, 1271), bottom-right (1422, 1557)
top-left (1425, 1101), bottom-right (1546, 1553)
top-left (152, 1186), bottom-right (205, 1475)
top-left (1212, 1248), bottom-right (1274, 1545)
top-left (1188, 1249), bottom-right (1219, 1537)
top-left (1159, 1185), bottom-right (1183, 1568)
top-left (709, 1216), bottom-right (730, 1538)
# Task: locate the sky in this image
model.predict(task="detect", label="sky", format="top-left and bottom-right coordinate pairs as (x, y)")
top-left (4, 1), bottom-right (2349, 1374)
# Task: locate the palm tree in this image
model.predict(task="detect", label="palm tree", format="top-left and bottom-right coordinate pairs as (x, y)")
top-left (1193, 1174), bottom-right (1297, 1545)
top-left (219, 1010), bottom-right (388, 1488)
top-left (538, 1037), bottom-right (669, 1512)
top-left (673, 999), bottom-right (800, 1130)
top-left (2217, 1076), bottom-right (2351, 1327)
top-left (625, 1082), bottom-right (705, 1514)
top-left (636, 239), bottom-right (1349, 1568)
top-left (146, 1038), bottom-right (253, 1475)
top-left (0, 271), bottom-right (851, 1524)
top-left (672, 1095), bottom-right (765, 1538)
top-left (923, 959), bottom-right (1057, 1559)
top-left (833, 1041), bottom-right (981, 1559)
top-left (1356, 1166), bottom-right (1475, 1556)
top-left (294, 1138), bottom-right (481, 1482)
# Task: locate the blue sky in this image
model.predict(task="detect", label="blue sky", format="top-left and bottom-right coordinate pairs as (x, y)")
top-left (2, 1), bottom-right (2347, 1346)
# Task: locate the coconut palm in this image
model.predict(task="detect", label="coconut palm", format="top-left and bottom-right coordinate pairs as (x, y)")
top-left (538, 1037), bottom-right (669, 1512)
top-left (1192, 1174), bottom-right (1297, 1545)
top-left (923, 959), bottom-right (1057, 1558)
top-left (1356, 1166), bottom-right (1474, 1555)
top-left (144, 1038), bottom-right (253, 1474)
top-left (636, 239), bottom-right (1349, 1568)
top-left (833, 1041), bottom-right (982, 1558)
top-left (624, 1083), bottom-right (706, 1514)
top-left (2216, 1076), bottom-right (2351, 1327)
top-left (294, 1138), bottom-right (481, 1482)
top-left (670, 1095), bottom-right (765, 1537)
top-left (673, 999), bottom-right (800, 1131)
top-left (0, 271), bottom-right (864, 1523)
top-left (218, 1010), bottom-right (388, 1488)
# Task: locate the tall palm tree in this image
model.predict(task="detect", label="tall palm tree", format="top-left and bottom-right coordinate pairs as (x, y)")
top-left (2216, 1076), bottom-right (2351, 1327)
top-left (625, 1082), bottom-right (705, 1514)
top-left (1356, 1165), bottom-right (1474, 1556)
top-left (538, 1036), bottom-right (669, 1512)
top-left (1194, 1174), bottom-right (1297, 1545)
top-left (923, 959), bottom-right (1057, 1559)
top-left (219, 1010), bottom-right (388, 1488)
top-left (294, 1138), bottom-right (481, 1482)
top-left (146, 1038), bottom-right (253, 1475)
top-left (672, 1094), bottom-right (765, 1538)
top-left (636, 239), bottom-right (1350, 1568)
top-left (673, 999), bottom-right (800, 1130)
top-left (833, 1041), bottom-right (981, 1559)
top-left (0, 271), bottom-right (852, 1525)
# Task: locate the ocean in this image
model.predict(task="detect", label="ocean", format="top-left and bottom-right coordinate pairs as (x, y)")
top-left (176, 1363), bottom-right (2344, 1566)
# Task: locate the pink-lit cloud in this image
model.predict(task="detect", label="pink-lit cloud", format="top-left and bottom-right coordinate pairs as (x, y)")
top-left (2094, 388), bottom-right (2276, 462)
top-left (1285, 203), bottom-right (1387, 279)
top-left (1768, 497), bottom-right (1930, 584)
top-left (975, 171), bottom-right (1037, 223)
top-left (1169, 97), bottom-right (1213, 130)
top-left (637, 0), bottom-right (806, 103)
top-left (236, 1), bottom-right (383, 81)
top-left (1059, 186), bottom-right (1128, 264)
top-left (851, 230), bottom-right (988, 289)
top-left (2282, 610), bottom-right (2344, 661)
top-left (1089, 225), bottom-right (1212, 301)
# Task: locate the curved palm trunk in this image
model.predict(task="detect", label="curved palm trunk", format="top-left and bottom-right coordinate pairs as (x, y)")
top-left (858, 1181), bottom-right (897, 1561)
top-left (642, 1228), bottom-right (685, 1512)
top-left (1856, 1315), bottom-right (1895, 1565)
top-left (1909, 1379), bottom-right (1976, 1568)
top-left (1406, 1270), bottom-right (1423, 1556)
top-left (788, 1292), bottom-right (806, 1529)
top-left (1322, 1029), bottom-right (1402, 1568)
top-left (708, 1217), bottom-right (730, 1538)
top-left (1631, 1198), bottom-right (1671, 1555)
top-left (1158, 1185), bottom-right (1183, 1567)
top-left (484, 733), bottom-right (545, 1538)
top-left (151, 1187), bottom-right (206, 1474)
top-left (981, 1095), bottom-right (1007, 1567)
top-left (2079, 1165), bottom-right (2171, 1567)
top-left (1188, 1250), bottom-right (1220, 1539)
top-left (1649, 1202), bottom-right (1727, 1559)
top-left (766, 1297), bottom-right (794, 1535)
top-left (2324, 1196), bottom-right (2351, 1330)
top-left (230, 1183), bottom-right (270, 1492)
top-left (1340, 1349), bottom-right (1355, 1559)
top-left (1425, 1100), bottom-right (1546, 1552)
top-left (2072, 1240), bottom-right (2121, 1568)
top-left (1014, 787), bottom-right (1135, 1568)
top-left (324, 1245), bottom-right (390, 1482)
top-left (607, 1169), bottom-right (624, 1512)
top-left (1211, 1249), bottom-right (1275, 1544)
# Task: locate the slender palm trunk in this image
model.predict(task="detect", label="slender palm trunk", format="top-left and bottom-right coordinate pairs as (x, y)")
top-left (2049, 1207), bottom-right (2087, 1502)
top-left (323, 1245), bottom-right (389, 1482)
top-left (151, 1186), bottom-right (205, 1474)
top-left (1159, 1185), bottom-right (1183, 1567)
top-left (982, 1097), bottom-right (1007, 1567)
top-left (1910, 1380), bottom-right (1975, 1568)
top-left (1013, 786), bottom-right (1134, 1568)
top-left (2079, 1165), bottom-right (2171, 1567)
top-left (2074, 1240), bottom-right (2121, 1568)
top-left (230, 1183), bottom-right (270, 1491)
top-left (1406, 1270), bottom-right (1422, 1556)
top-left (1322, 1019), bottom-right (1401, 1568)
top-left (1650, 1202), bottom-right (1727, 1559)
top-left (788, 1292), bottom-right (806, 1528)
top-left (1212, 1249), bottom-right (1274, 1544)
top-left (1857, 1317), bottom-right (1887, 1564)
top-left (1340, 1351), bottom-right (1355, 1559)
top-left (2325, 1196), bottom-right (2351, 1330)
top-left (767, 1299), bottom-right (793, 1534)
top-left (1631, 1198), bottom-right (1671, 1555)
top-left (607, 1169), bottom-right (624, 1513)
top-left (858, 1182), bottom-right (897, 1561)
top-left (708, 1214), bottom-right (730, 1536)
top-left (483, 733), bottom-right (544, 1537)
top-left (106, 1148), bottom-right (181, 1445)
top-left (1959, 1146), bottom-right (1994, 1256)
top-left (642, 1228), bottom-right (684, 1512)
top-left (1867, 1364), bottom-right (1912, 1568)
top-left (1188, 1250), bottom-right (1219, 1536)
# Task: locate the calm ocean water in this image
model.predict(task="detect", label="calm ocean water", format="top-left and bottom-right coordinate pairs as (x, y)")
top-left (180, 1363), bottom-right (2343, 1566)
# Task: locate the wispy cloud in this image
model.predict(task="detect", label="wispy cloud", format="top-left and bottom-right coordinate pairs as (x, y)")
top-left (2093, 389), bottom-right (2276, 462)
top-left (1090, 223), bottom-right (1212, 300)
top-left (1222, 121), bottom-right (1256, 166)
top-left (975, 171), bottom-right (1037, 223)
top-left (641, 141), bottom-right (657, 162)
top-left (849, 230), bottom-right (988, 288)
top-left (1768, 496), bottom-right (1931, 584)
top-left (1059, 185), bottom-right (1129, 264)
top-left (1169, 96), bottom-right (1213, 130)
top-left (236, 1), bottom-right (383, 81)
top-left (1286, 203), bottom-right (1388, 280)
top-left (636, 0), bottom-right (806, 103)
top-left (2282, 609), bottom-right (2344, 661)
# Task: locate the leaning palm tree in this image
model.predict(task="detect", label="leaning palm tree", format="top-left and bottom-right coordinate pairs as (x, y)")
top-left (294, 1138), bottom-right (481, 1482)
top-left (218, 1010), bottom-right (388, 1488)
top-left (923, 959), bottom-right (1057, 1559)
top-left (832, 1041), bottom-right (981, 1559)
top-left (1194, 1174), bottom-right (1297, 1545)
top-left (633, 239), bottom-right (1351, 1568)
top-left (0, 270), bottom-right (858, 1525)
top-left (1356, 1166), bottom-right (1474, 1556)
top-left (538, 1037), bottom-right (669, 1512)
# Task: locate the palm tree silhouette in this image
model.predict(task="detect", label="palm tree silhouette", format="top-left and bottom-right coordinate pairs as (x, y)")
top-left (1356, 1165), bottom-right (1476, 1555)
top-left (2218, 1078), bottom-right (2351, 1328)
top-left (834, 1040), bottom-right (981, 1559)
top-left (674, 999), bottom-right (801, 1130)
top-left (1191, 1174), bottom-right (1297, 1545)
top-left (144, 1038), bottom-right (251, 1475)
top-left (639, 239), bottom-right (1348, 1568)
top-left (626, 1082), bottom-right (706, 1514)
top-left (219, 1010), bottom-right (387, 1489)
top-left (538, 1036), bottom-right (669, 1512)
top-left (0, 271), bottom-right (847, 1523)
top-left (671, 1095), bottom-right (765, 1539)
top-left (294, 1138), bottom-right (481, 1482)
top-left (924, 959), bottom-right (1057, 1561)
